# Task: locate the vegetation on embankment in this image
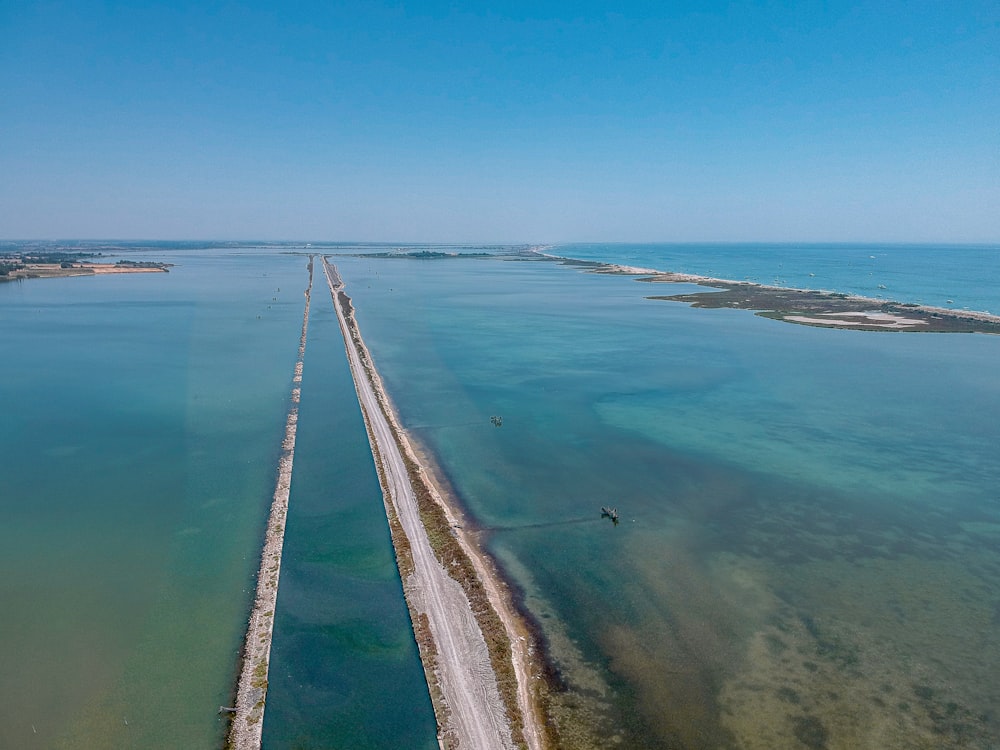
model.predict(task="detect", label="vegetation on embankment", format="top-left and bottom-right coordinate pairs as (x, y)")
top-left (332, 281), bottom-right (558, 750)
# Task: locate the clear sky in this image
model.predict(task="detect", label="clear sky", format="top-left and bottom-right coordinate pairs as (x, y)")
top-left (1, 1), bottom-right (997, 242)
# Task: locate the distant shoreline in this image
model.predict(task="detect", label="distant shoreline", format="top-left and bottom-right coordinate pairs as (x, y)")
top-left (0, 260), bottom-right (171, 282)
top-left (528, 249), bottom-right (1000, 334)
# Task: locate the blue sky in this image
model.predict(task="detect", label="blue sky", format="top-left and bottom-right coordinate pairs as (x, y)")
top-left (2, 1), bottom-right (997, 241)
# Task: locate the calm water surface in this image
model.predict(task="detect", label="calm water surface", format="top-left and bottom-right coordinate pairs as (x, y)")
top-left (0, 248), bottom-right (436, 749)
top-left (4, 242), bottom-right (999, 749)
top-left (0, 252), bottom-right (307, 747)
top-left (335, 250), bottom-right (1000, 749)
top-left (262, 278), bottom-right (437, 750)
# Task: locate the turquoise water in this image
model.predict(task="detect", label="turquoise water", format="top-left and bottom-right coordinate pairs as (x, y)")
top-left (0, 249), bottom-right (436, 749)
top-left (4, 242), bottom-right (999, 749)
top-left (0, 253), bottom-right (306, 747)
top-left (334, 249), bottom-right (1000, 748)
top-left (558, 242), bottom-right (1000, 314)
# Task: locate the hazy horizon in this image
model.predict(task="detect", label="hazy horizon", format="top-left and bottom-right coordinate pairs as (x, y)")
top-left (4, 238), bottom-right (1000, 247)
top-left (3, 1), bottom-right (998, 242)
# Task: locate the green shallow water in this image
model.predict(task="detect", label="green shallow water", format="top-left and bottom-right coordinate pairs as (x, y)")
top-left (334, 253), bottom-right (1000, 749)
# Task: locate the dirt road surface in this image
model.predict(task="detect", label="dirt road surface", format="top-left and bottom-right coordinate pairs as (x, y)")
top-left (325, 259), bottom-right (518, 750)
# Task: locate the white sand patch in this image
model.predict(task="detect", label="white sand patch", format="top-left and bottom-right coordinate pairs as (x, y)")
top-left (822, 311), bottom-right (927, 325)
top-left (595, 264), bottom-right (664, 275)
top-left (784, 313), bottom-right (927, 329)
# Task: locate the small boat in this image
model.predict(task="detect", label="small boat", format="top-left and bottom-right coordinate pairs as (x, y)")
top-left (601, 506), bottom-right (619, 524)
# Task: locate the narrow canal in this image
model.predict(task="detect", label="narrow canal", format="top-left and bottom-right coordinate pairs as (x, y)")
top-left (261, 270), bottom-right (437, 749)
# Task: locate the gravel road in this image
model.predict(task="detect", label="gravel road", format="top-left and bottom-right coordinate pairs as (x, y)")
top-left (325, 259), bottom-right (517, 750)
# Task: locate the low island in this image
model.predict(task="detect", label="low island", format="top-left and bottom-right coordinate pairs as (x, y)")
top-left (526, 251), bottom-right (1000, 335)
top-left (634, 271), bottom-right (1000, 334)
top-left (0, 251), bottom-right (170, 281)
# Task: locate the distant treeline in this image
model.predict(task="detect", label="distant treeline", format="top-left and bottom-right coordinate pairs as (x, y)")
top-left (113, 259), bottom-right (170, 268)
top-left (0, 261), bottom-right (25, 276)
top-left (0, 252), bottom-right (170, 277)
top-left (0, 251), bottom-right (95, 276)
top-left (1, 250), bottom-right (98, 264)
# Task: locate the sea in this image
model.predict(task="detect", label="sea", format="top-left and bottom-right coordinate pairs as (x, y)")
top-left (1, 241), bottom-right (998, 749)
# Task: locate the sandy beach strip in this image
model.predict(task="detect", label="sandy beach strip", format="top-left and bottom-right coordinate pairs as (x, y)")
top-left (89, 263), bottom-right (169, 274)
top-left (226, 256), bottom-right (314, 749)
top-left (323, 257), bottom-right (546, 750)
